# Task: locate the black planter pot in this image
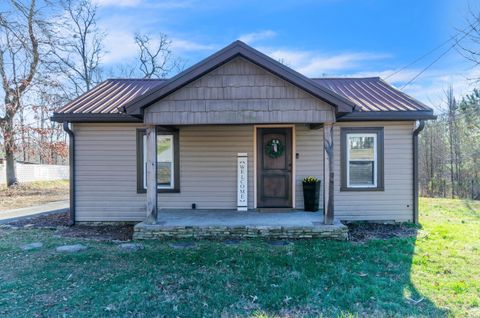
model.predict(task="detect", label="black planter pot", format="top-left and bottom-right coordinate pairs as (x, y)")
top-left (303, 181), bottom-right (321, 212)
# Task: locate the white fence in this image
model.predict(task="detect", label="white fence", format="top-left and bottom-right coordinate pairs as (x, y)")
top-left (0, 163), bottom-right (69, 184)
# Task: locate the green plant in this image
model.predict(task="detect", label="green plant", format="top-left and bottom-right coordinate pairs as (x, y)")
top-left (303, 176), bottom-right (319, 184)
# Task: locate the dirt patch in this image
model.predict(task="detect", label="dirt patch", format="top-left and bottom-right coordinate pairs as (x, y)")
top-left (0, 180), bottom-right (69, 210)
top-left (56, 225), bottom-right (134, 241)
top-left (6, 212), bottom-right (134, 241)
top-left (7, 211), bottom-right (70, 228)
top-left (347, 222), bottom-right (418, 242)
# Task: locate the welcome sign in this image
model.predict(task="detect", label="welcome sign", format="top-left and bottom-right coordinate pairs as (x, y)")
top-left (237, 153), bottom-right (248, 211)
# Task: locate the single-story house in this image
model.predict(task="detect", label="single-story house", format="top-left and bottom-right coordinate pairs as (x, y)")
top-left (52, 41), bottom-right (435, 239)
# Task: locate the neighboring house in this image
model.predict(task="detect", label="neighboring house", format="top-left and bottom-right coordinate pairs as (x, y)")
top-left (52, 41), bottom-right (435, 238)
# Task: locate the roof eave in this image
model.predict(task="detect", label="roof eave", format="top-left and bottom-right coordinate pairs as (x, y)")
top-left (51, 113), bottom-right (142, 123)
top-left (337, 110), bottom-right (437, 121)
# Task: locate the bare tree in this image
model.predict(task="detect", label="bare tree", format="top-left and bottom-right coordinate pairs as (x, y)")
top-left (52, 0), bottom-right (104, 96)
top-left (0, 0), bottom-right (43, 186)
top-left (134, 33), bottom-right (183, 79)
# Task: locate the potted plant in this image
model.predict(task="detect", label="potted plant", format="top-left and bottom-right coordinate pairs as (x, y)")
top-left (303, 176), bottom-right (321, 212)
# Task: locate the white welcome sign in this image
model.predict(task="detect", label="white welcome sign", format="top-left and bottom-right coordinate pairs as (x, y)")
top-left (237, 153), bottom-right (248, 211)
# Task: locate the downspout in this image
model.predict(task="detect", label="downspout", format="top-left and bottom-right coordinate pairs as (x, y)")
top-left (63, 122), bottom-right (75, 226)
top-left (413, 120), bottom-right (425, 224)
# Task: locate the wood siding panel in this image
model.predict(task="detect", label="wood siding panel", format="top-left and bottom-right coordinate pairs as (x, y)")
top-left (74, 123), bottom-right (253, 221)
top-left (145, 57), bottom-right (335, 125)
top-left (295, 125), bottom-right (324, 209)
top-left (333, 121), bottom-right (415, 222)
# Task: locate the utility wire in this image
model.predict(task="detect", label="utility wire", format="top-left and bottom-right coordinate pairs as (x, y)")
top-left (400, 23), bottom-right (479, 90)
top-left (386, 21), bottom-right (480, 81)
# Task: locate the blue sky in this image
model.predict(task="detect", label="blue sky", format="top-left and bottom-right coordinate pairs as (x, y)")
top-left (61, 1), bottom-right (480, 111)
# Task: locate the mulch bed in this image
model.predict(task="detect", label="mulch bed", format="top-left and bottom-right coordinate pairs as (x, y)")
top-left (5, 211), bottom-right (417, 243)
top-left (347, 222), bottom-right (418, 242)
top-left (6, 212), bottom-right (134, 241)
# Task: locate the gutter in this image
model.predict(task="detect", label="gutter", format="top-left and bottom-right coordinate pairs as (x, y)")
top-left (413, 120), bottom-right (425, 224)
top-left (63, 122), bottom-right (75, 226)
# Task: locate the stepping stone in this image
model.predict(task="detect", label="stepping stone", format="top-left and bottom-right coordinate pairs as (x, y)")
top-left (223, 239), bottom-right (241, 245)
top-left (169, 242), bottom-right (195, 249)
top-left (118, 243), bottom-right (144, 251)
top-left (20, 242), bottom-right (43, 251)
top-left (267, 240), bottom-right (292, 247)
top-left (56, 244), bottom-right (88, 253)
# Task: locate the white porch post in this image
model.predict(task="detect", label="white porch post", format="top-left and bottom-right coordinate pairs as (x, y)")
top-left (146, 125), bottom-right (157, 223)
top-left (323, 123), bottom-right (334, 225)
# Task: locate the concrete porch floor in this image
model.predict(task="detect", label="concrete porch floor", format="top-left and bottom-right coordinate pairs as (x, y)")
top-left (133, 210), bottom-right (348, 240)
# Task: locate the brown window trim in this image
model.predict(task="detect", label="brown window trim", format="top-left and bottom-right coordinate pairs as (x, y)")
top-left (340, 127), bottom-right (384, 192)
top-left (136, 128), bottom-right (180, 194)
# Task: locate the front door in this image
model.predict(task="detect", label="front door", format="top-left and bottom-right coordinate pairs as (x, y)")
top-left (257, 127), bottom-right (293, 208)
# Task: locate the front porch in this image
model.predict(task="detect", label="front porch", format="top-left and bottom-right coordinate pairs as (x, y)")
top-left (133, 210), bottom-right (348, 240)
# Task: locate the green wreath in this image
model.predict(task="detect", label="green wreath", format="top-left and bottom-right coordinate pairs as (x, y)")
top-left (265, 138), bottom-right (284, 158)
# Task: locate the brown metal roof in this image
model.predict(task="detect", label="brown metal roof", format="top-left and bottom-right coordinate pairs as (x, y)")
top-left (52, 69), bottom-right (434, 122)
top-left (56, 78), bottom-right (165, 115)
top-left (313, 77), bottom-right (432, 112)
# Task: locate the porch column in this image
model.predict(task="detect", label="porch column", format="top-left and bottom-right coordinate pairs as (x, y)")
top-left (324, 123), bottom-right (334, 225)
top-left (145, 125), bottom-right (157, 224)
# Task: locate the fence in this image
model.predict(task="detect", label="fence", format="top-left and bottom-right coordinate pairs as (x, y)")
top-left (0, 163), bottom-right (69, 184)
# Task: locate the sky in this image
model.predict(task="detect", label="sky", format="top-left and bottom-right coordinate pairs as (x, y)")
top-left (91, 0), bottom-right (480, 113)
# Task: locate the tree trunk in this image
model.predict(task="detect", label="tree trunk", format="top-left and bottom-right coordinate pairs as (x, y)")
top-left (2, 117), bottom-right (18, 186)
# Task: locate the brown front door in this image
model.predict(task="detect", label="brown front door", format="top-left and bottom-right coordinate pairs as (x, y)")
top-left (257, 127), bottom-right (293, 208)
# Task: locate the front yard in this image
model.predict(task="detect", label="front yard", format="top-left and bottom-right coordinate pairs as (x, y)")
top-left (0, 197), bottom-right (478, 317)
top-left (0, 180), bottom-right (69, 210)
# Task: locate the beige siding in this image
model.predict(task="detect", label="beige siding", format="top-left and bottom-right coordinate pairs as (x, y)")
top-left (333, 121), bottom-right (415, 222)
top-left (74, 123), bottom-right (145, 221)
top-left (145, 57), bottom-right (335, 125)
top-left (158, 125), bottom-right (254, 210)
top-left (74, 123), bottom-right (254, 221)
top-left (295, 125), bottom-right (324, 209)
top-left (74, 121), bottom-right (414, 222)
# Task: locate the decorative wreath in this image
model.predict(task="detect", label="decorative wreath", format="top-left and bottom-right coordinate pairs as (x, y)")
top-left (265, 138), bottom-right (284, 158)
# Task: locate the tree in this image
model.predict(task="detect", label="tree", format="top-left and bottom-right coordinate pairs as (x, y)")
top-left (51, 0), bottom-right (104, 96)
top-left (134, 32), bottom-right (184, 79)
top-left (0, 0), bottom-right (43, 186)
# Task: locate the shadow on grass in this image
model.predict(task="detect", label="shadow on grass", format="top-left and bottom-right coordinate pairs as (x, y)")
top-left (231, 230), bottom-right (450, 317)
top-left (463, 200), bottom-right (480, 218)
top-left (0, 228), bottom-right (449, 317)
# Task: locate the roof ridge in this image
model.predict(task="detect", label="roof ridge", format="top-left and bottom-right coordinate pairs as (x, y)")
top-left (311, 76), bottom-right (381, 80)
top-left (106, 78), bottom-right (168, 81)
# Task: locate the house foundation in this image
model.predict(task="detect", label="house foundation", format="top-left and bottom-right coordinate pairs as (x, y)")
top-left (133, 210), bottom-right (348, 240)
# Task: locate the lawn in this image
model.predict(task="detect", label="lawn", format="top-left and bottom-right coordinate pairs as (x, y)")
top-left (0, 197), bottom-right (478, 317)
top-left (0, 180), bottom-right (69, 210)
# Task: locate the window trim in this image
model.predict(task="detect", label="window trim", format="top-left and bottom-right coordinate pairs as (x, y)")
top-left (340, 127), bottom-right (384, 192)
top-left (136, 128), bottom-right (180, 193)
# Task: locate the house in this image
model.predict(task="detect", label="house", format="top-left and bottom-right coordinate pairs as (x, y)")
top-left (52, 41), bottom-right (435, 240)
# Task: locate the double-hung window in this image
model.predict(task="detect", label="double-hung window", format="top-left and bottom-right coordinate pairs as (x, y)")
top-left (341, 128), bottom-right (384, 191)
top-left (137, 129), bottom-right (180, 193)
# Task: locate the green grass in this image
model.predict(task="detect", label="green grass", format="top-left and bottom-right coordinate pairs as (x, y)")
top-left (0, 197), bottom-right (479, 317)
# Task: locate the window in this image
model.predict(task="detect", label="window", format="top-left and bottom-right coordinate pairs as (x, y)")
top-left (137, 129), bottom-right (180, 193)
top-left (341, 128), bottom-right (384, 191)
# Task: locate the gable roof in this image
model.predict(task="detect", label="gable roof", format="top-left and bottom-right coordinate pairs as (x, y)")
top-left (51, 42), bottom-right (436, 123)
top-left (121, 40), bottom-right (356, 116)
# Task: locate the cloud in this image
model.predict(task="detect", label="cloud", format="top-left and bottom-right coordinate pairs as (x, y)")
top-left (94, 0), bottom-right (194, 8)
top-left (239, 30), bottom-right (277, 44)
top-left (102, 30), bottom-right (138, 63)
top-left (261, 47), bottom-right (390, 76)
top-left (170, 38), bottom-right (217, 52)
top-left (93, 0), bottom-right (142, 7)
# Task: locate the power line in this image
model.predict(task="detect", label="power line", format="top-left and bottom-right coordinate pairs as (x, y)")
top-left (386, 21), bottom-right (479, 81)
top-left (400, 23), bottom-right (479, 91)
